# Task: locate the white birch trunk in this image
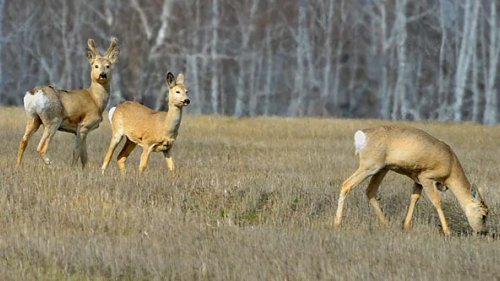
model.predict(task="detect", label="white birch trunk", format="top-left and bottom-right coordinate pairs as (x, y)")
top-left (332, 0), bottom-right (345, 110)
top-left (378, 3), bottom-right (391, 119)
top-left (321, 0), bottom-right (335, 105)
top-left (471, 35), bottom-right (480, 122)
top-left (210, 0), bottom-right (219, 114)
top-left (264, 27), bottom-right (273, 116)
top-left (483, 1), bottom-right (499, 124)
top-left (437, 0), bottom-right (450, 120)
top-left (235, 0), bottom-right (259, 117)
top-left (391, 0), bottom-right (408, 120)
top-left (453, 0), bottom-right (479, 121)
top-left (288, 0), bottom-right (307, 116)
top-left (0, 0), bottom-right (5, 98)
top-left (186, 0), bottom-right (202, 114)
top-left (131, 0), bottom-right (173, 103)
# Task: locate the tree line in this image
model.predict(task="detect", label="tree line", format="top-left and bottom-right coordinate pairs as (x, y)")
top-left (0, 0), bottom-right (499, 123)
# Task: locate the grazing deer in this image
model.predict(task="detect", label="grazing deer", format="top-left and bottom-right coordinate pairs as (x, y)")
top-left (334, 125), bottom-right (488, 236)
top-left (16, 38), bottom-right (120, 168)
top-left (101, 72), bottom-right (190, 174)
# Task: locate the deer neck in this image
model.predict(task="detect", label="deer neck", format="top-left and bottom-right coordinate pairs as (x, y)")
top-left (445, 157), bottom-right (474, 208)
top-left (88, 81), bottom-right (111, 113)
top-left (445, 158), bottom-right (487, 232)
top-left (163, 104), bottom-right (183, 138)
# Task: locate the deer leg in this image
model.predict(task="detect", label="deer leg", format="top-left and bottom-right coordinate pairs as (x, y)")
top-left (335, 167), bottom-right (380, 227)
top-left (71, 126), bottom-right (83, 166)
top-left (17, 116), bottom-right (41, 167)
top-left (36, 122), bottom-right (58, 165)
top-left (403, 183), bottom-right (423, 231)
top-left (366, 168), bottom-right (389, 225)
top-left (80, 137), bottom-right (88, 168)
top-left (101, 132), bottom-right (123, 173)
top-left (162, 147), bottom-right (175, 173)
top-left (117, 139), bottom-right (136, 174)
top-left (421, 179), bottom-right (451, 236)
top-left (138, 146), bottom-right (153, 174)
top-left (77, 124), bottom-right (95, 168)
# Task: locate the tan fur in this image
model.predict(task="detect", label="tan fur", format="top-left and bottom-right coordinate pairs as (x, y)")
top-left (334, 125), bottom-right (488, 235)
top-left (16, 38), bottom-right (120, 168)
top-left (101, 72), bottom-right (190, 174)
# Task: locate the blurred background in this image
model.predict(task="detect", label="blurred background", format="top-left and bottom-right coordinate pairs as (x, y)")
top-left (0, 0), bottom-right (499, 123)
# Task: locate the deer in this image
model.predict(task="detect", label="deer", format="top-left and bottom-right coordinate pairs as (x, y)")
top-left (16, 38), bottom-right (120, 168)
top-left (101, 72), bottom-right (190, 175)
top-left (334, 125), bottom-right (488, 236)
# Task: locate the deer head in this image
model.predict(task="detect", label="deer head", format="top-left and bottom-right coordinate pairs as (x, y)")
top-left (166, 72), bottom-right (190, 108)
top-left (85, 38), bottom-right (120, 85)
top-left (465, 184), bottom-right (489, 234)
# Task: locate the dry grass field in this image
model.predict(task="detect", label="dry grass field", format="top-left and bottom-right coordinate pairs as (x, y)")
top-left (1, 106), bottom-right (500, 280)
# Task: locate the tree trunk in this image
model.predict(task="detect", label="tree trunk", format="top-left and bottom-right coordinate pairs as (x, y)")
top-left (263, 26), bottom-right (273, 116)
top-left (210, 0), bottom-right (219, 114)
top-left (288, 0), bottom-right (308, 116)
top-left (391, 0), bottom-right (408, 120)
top-left (131, 0), bottom-right (173, 104)
top-left (378, 2), bottom-right (391, 119)
top-left (0, 0), bottom-right (5, 103)
top-left (437, 0), bottom-right (450, 120)
top-left (453, 0), bottom-right (479, 121)
top-left (234, 0), bottom-right (259, 117)
top-left (321, 0), bottom-right (335, 111)
top-left (331, 0), bottom-right (345, 112)
top-left (483, 0), bottom-right (499, 124)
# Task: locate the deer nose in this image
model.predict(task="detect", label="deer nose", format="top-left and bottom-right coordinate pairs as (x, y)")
top-left (184, 99), bottom-right (190, 105)
top-left (99, 73), bottom-right (107, 79)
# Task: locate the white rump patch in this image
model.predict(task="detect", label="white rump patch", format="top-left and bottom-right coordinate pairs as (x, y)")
top-left (24, 90), bottom-right (49, 117)
top-left (354, 130), bottom-right (367, 154)
top-left (108, 107), bottom-right (116, 122)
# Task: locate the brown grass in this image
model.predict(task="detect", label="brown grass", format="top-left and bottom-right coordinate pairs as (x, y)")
top-left (1, 106), bottom-right (499, 280)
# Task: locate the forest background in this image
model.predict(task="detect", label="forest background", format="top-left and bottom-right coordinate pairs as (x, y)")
top-left (0, 0), bottom-right (499, 123)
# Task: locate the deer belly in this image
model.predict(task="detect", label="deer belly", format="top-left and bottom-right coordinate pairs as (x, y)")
top-left (58, 120), bottom-right (77, 134)
top-left (388, 165), bottom-right (421, 183)
top-left (153, 140), bottom-right (174, 152)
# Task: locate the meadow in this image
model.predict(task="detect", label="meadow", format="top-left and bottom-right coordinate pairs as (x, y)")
top-left (0, 107), bottom-right (499, 280)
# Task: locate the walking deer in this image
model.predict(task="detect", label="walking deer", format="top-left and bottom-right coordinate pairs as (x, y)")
top-left (101, 72), bottom-right (190, 174)
top-left (334, 125), bottom-right (488, 236)
top-left (16, 38), bottom-right (120, 168)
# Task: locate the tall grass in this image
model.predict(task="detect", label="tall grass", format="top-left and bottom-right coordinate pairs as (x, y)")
top-left (1, 107), bottom-right (499, 280)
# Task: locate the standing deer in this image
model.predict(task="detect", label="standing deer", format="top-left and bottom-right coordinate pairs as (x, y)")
top-left (16, 38), bottom-right (120, 168)
top-left (101, 72), bottom-right (190, 174)
top-left (334, 125), bottom-right (488, 236)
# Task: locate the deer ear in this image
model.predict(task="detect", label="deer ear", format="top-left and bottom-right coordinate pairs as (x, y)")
top-left (86, 39), bottom-right (98, 63)
top-left (166, 72), bottom-right (176, 88)
top-left (104, 37), bottom-right (120, 64)
top-left (176, 73), bottom-right (185, 85)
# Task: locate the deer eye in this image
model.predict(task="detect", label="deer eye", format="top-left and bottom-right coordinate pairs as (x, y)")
top-left (175, 91), bottom-right (181, 94)
top-left (185, 90), bottom-right (189, 94)
top-left (106, 65), bottom-right (110, 69)
top-left (94, 65), bottom-right (99, 69)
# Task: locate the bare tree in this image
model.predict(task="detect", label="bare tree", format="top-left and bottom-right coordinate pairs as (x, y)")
top-left (210, 0), bottom-right (220, 114)
top-left (453, 0), bottom-right (480, 121)
top-left (288, 0), bottom-right (310, 116)
top-left (437, 0), bottom-right (451, 120)
top-left (130, 0), bottom-right (173, 105)
top-left (233, 0), bottom-right (260, 117)
top-left (391, 0), bottom-right (408, 119)
top-left (483, 0), bottom-right (500, 124)
top-left (0, 0), bottom-right (5, 103)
